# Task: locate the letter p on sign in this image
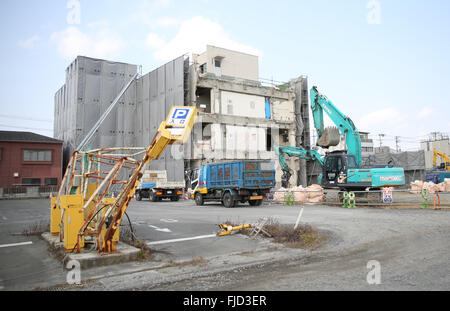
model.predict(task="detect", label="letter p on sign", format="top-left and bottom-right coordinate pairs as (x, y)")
top-left (167, 107), bottom-right (194, 126)
top-left (173, 108), bottom-right (189, 119)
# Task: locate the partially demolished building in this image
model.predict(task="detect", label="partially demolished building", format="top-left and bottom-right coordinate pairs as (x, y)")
top-left (54, 45), bottom-right (311, 187)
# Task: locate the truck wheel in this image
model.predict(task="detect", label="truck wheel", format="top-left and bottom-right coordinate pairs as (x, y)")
top-left (149, 191), bottom-right (157, 202)
top-left (170, 196), bottom-right (180, 202)
top-left (249, 199), bottom-right (262, 206)
top-left (222, 192), bottom-right (235, 208)
top-left (195, 193), bottom-right (204, 206)
top-left (135, 191), bottom-right (142, 201)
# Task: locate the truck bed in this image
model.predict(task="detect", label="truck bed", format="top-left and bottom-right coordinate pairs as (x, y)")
top-left (205, 160), bottom-right (275, 190)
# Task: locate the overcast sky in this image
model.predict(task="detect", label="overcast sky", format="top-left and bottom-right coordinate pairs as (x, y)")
top-left (0, 0), bottom-right (449, 151)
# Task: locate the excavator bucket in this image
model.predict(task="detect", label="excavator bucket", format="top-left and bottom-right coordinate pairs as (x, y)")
top-left (317, 126), bottom-right (340, 148)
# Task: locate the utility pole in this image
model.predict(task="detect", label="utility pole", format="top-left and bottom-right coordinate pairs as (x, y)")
top-left (395, 136), bottom-right (400, 153)
top-left (378, 134), bottom-right (385, 147)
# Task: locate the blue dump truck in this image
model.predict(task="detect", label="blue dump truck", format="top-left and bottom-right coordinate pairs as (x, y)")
top-left (190, 160), bottom-right (276, 208)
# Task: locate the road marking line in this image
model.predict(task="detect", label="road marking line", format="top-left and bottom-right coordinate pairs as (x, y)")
top-left (147, 234), bottom-right (217, 246)
top-left (148, 225), bottom-right (172, 233)
top-left (0, 241), bottom-right (33, 248)
top-left (160, 218), bottom-right (178, 223)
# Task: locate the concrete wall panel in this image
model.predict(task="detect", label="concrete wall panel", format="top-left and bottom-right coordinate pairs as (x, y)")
top-left (221, 91), bottom-right (266, 118)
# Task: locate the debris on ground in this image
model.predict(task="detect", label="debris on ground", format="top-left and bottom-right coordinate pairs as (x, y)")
top-left (229, 217), bottom-right (327, 250)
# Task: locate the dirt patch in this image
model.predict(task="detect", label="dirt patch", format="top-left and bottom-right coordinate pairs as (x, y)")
top-left (119, 226), bottom-right (154, 261)
top-left (163, 257), bottom-right (208, 268)
top-left (259, 218), bottom-right (327, 250)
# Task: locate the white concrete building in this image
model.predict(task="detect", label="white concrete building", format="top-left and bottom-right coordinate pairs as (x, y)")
top-left (420, 136), bottom-right (450, 169)
top-left (188, 46), bottom-right (310, 187)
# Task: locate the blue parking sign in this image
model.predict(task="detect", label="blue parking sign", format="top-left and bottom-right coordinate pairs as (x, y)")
top-left (172, 108), bottom-right (189, 119)
top-left (167, 107), bottom-right (194, 126)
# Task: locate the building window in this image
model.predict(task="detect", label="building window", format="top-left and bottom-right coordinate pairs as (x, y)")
top-left (266, 130), bottom-right (272, 151)
top-left (22, 178), bottom-right (41, 185)
top-left (199, 63), bottom-right (207, 74)
top-left (44, 178), bottom-right (58, 185)
top-left (23, 150), bottom-right (52, 162)
top-left (214, 59), bottom-right (221, 68)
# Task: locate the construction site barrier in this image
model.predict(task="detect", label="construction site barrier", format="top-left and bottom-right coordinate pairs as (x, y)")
top-left (266, 188), bottom-right (450, 209)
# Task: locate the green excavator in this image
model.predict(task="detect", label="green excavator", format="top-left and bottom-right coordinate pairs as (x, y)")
top-left (276, 86), bottom-right (405, 191)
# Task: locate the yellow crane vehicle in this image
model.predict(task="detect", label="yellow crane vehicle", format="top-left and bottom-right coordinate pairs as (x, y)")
top-left (433, 148), bottom-right (450, 171)
top-left (426, 148), bottom-right (450, 183)
top-left (50, 106), bottom-right (197, 253)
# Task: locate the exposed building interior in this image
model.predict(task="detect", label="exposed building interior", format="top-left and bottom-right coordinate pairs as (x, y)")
top-left (54, 45), bottom-right (311, 187)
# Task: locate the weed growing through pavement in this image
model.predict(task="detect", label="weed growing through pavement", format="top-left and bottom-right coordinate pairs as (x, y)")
top-left (22, 220), bottom-right (50, 236)
top-left (227, 217), bottom-right (327, 250)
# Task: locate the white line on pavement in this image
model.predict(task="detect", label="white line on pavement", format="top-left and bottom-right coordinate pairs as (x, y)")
top-left (0, 241), bottom-right (33, 248)
top-left (148, 225), bottom-right (172, 233)
top-left (160, 218), bottom-right (178, 223)
top-left (147, 234), bottom-right (217, 246)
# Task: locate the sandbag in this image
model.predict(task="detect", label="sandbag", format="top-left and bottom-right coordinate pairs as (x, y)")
top-left (423, 182), bottom-right (438, 194)
top-left (444, 180), bottom-right (450, 192)
top-left (437, 182), bottom-right (446, 192)
top-left (273, 187), bottom-right (287, 202)
top-left (410, 180), bottom-right (424, 194)
top-left (305, 184), bottom-right (324, 202)
top-left (292, 186), bottom-right (307, 202)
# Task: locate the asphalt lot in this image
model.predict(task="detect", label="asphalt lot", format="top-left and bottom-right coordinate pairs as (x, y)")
top-left (0, 198), bottom-right (449, 290)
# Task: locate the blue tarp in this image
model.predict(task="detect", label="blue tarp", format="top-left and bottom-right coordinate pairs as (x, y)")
top-left (140, 182), bottom-right (156, 189)
top-left (265, 98), bottom-right (271, 119)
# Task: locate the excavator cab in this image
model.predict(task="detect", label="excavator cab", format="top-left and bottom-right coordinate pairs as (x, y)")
top-left (322, 152), bottom-right (358, 187)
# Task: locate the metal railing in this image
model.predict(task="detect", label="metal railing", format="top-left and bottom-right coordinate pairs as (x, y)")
top-left (264, 188), bottom-right (450, 210)
top-left (0, 185), bottom-right (59, 199)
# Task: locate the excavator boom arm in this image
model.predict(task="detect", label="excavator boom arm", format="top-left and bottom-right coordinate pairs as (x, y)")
top-left (310, 86), bottom-right (362, 167)
top-left (276, 145), bottom-right (324, 173)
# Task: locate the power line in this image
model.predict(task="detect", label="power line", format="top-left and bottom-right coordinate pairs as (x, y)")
top-left (0, 114), bottom-right (53, 123)
top-left (0, 124), bottom-right (53, 132)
